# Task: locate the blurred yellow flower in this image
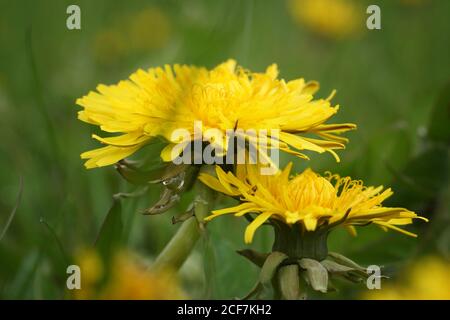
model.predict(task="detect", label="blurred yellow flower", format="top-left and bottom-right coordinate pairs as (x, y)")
top-left (102, 251), bottom-right (185, 300)
top-left (92, 7), bottom-right (171, 65)
top-left (200, 163), bottom-right (427, 243)
top-left (74, 249), bottom-right (185, 300)
top-left (93, 30), bottom-right (127, 66)
top-left (128, 8), bottom-right (171, 51)
top-left (77, 59), bottom-right (355, 168)
top-left (365, 256), bottom-right (450, 300)
top-left (288, 0), bottom-right (364, 39)
top-left (74, 249), bottom-right (104, 300)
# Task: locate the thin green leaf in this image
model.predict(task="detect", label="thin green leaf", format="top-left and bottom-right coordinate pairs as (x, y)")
top-left (0, 177), bottom-right (23, 241)
top-left (95, 196), bottom-right (123, 260)
top-left (39, 217), bottom-right (68, 265)
top-left (428, 82), bottom-right (450, 144)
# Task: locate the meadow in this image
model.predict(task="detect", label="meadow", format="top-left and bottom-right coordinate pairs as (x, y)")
top-left (0, 0), bottom-right (449, 299)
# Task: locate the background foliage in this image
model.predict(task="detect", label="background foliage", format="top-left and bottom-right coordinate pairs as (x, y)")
top-left (0, 0), bottom-right (448, 299)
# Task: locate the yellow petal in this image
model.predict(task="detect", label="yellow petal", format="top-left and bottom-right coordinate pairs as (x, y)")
top-left (279, 132), bottom-right (325, 153)
top-left (345, 225), bottom-right (358, 237)
top-left (302, 81), bottom-right (319, 95)
top-left (209, 203), bottom-right (257, 219)
top-left (303, 216), bottom-right (318, 231)
top-left (244, 212), bottom-right (273, 244)
top-left (312, 123), bottom-right (357, 134)
top-left (82, 145), bottom-right (141, 169)
top-left (215, 166), bottom-right (239, 194)
top-left (160, 142), bottom-right (189, 162)
top-left (92, 132), bottom-right (148, 147)
top-left (198, 173), bottom-right (239, 196)
top-left (373, 221), bottom-right (418, 237)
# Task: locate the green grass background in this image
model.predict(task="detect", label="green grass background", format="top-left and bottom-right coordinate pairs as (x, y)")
top-left (0, 0), bottom-right (449, 299)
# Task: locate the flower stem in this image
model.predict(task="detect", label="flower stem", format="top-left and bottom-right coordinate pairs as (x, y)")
top-left (152, 175), bottom-right (215, 271)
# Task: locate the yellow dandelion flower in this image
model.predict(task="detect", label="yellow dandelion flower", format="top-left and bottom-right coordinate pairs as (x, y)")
top-left (199, 163), bottom-right (427, 244)
top-left (288, 0), bottom-right (364, 39)
top-left (77, 59), bottom-right (355, 169)
top-left (364, 256), bottom-right (450, 300)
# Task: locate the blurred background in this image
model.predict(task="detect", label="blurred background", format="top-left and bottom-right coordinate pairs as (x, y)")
top-left (0, 0), bottom-right (449, 299)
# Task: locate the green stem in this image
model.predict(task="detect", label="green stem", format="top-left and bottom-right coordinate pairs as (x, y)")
top-left (152, 176), bottom-right (215, 271)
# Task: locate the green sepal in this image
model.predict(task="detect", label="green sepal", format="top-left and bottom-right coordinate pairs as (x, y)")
top-left (298, 258), bottom-right (328, 293)
top-left (327, 252), bottom-right (367, 272)
top-left (278, 264), bottom-right (301, 300)
top-left (115, 160), bottom-right (167, 185)
top-left (259, 251), bottom-right (288, 286)
top-left (141, 188), bottom-right (180, 215)
top-left (171, 205), bottom-right (195, 224)
top-left (321, 259), bottom-right (367, 278)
